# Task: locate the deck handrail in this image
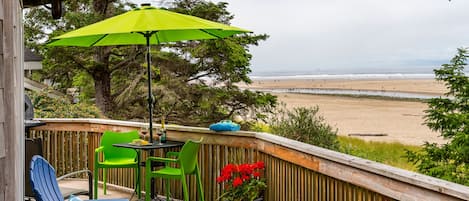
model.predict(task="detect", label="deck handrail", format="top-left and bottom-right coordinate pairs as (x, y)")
top-left (34, 118), bottom-right (469, 201)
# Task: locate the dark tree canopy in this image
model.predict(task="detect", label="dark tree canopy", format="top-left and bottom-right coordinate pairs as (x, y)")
top-left (24, 0), bottom-right (277, 127)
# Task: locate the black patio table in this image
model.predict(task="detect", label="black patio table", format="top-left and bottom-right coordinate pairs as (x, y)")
top-left (113, 140), bottom-right (184, 200)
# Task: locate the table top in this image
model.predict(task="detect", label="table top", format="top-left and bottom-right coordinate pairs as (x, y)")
top-left (113, 140), bottom-right (184, 150)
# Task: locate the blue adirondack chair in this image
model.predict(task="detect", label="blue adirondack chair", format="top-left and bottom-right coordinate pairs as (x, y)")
top-left (30, 155), bottom-right (128, 201)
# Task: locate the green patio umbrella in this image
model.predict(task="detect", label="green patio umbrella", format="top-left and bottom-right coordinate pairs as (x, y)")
top-left (48, 4), bottom-right (250, 142)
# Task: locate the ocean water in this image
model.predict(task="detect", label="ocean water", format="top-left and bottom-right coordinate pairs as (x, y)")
top-left (249, 73), bottom-right (435, 80)
top-left (249, 68), bottom-right (438, 80)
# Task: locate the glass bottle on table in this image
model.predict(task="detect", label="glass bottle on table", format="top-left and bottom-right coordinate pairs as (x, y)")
top-left (141, 124), bottom-right (149, 143)
top-left (160, 116), bottom-right (167, 143)
top-left (157, 128), bottom-right (164, 145)
top-left (160, 128), bottom-right (166, 143)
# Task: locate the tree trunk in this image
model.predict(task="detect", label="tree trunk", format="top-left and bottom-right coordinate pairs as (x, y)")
top-left (93, 0), bottom-right (109, 16)
top-left (91, 1), bottom-right (113, 115)
top-left (93, 69), bottom-right (112, 114)
top-left (91, 44), bottom-right (112, 114)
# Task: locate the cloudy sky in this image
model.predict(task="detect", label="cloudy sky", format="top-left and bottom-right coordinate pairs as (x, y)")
top-left (134, 0), bottom-right (469, 75)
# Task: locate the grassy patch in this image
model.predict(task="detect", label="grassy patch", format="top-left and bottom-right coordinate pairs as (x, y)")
top-left (251, 122), bottom-right (421, 171)
top-left (285, 92), bottom-right (427, 102)
top-left (338, 136), bottom-right (421, 171)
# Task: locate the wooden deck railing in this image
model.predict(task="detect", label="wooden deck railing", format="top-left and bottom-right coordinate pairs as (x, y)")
top-left (30, 118), bottom-right (469, 201)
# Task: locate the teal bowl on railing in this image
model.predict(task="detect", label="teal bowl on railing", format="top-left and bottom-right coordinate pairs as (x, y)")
top-left (209, 120), bottom-right (240, 131)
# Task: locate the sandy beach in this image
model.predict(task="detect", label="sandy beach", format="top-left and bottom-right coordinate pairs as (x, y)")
top-left (240, 79), bottom-right (448, 145)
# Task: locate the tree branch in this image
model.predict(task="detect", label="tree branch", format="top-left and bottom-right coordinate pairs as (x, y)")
top-left (110, 50), bottom-right (143, 72)
top-left (68, 55), bottom-right (92, 74)
top-left (186, 72), bottom-right (213, 82)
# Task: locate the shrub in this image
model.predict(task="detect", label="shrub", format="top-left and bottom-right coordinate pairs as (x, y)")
top-left (27, 89), bottom-right (102, 118)
top-left (269, 106), bottom-right (340, 151)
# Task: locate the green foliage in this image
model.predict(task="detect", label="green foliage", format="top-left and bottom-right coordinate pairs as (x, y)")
top-left (72, 71), bottom-right (95, 103)
top-left (406, 48), bottom-right (469, 185)
top-left (219, 178), bottom-right (266, 201)
top-left (339, 136), bottom-right (419, 170)
top-left (249, 122), bottom-right (271, 133)
top-left (27, 89), bottom-right (101, 118)
top-left (269, 106), bottom-right (340, 151)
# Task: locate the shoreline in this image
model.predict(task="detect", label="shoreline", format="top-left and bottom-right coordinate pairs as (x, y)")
top-left (240, 78), bottom-right (447, 96)
top-left (240, 78), bottom-right (447, 146)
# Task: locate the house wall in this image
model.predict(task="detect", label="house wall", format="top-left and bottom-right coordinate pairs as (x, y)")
top-left (0, 0), bottom-right (24, 201)
top-left (24, 61), bottom-right (42, 70)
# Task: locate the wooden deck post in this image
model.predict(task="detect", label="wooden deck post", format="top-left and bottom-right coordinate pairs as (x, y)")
top-left (0, 0), bottom-right (24, 200)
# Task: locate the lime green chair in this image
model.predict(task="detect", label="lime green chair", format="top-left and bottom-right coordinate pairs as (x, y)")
top-left (94, 130), bottom-right (140, 199)
top-left (145, 139), bottom-right (204, 201)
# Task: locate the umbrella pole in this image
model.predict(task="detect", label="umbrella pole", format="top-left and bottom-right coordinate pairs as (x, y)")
top-left (145, 33), bottom-right (154, 143)
top-left (144, 31), bottom-right (158, 199)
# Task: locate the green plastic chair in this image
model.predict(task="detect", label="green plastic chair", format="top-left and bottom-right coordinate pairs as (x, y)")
top-left (94, 130), bottom-right (140, 199)
top-left (145, 139), bottom-right (204, 201)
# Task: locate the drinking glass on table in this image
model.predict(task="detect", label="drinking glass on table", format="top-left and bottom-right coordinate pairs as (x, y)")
top-left (157, 129), bottom-right (163, 145)
top-left (141, 125), bottom-right (149, 138)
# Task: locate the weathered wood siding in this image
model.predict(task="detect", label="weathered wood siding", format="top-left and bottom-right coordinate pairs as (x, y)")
top-left (0, 0), bottom-right (5, 198)
top-left (30, 119), bottom-right (469, 201)
top-left (0, 0), bottom-right (23, 200)
top-left (0, 158), bottom-right (3, 201)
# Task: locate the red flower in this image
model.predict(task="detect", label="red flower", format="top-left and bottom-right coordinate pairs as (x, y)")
top-left (238, 163), bottom-right (254, 175)
top-left (241, 174), bottom-right (250, 181)
top-left (216, 175), bottom-right (227, 183)
top-left (217, 174), bottom-right (231, 183)
top-left (221, 163), bottom-right (237, 176)
top-left (233, 177), bottom-right (243, 187)
top-left (253, 171), bottom-right (261, 177)
top-left (218, 161), bottom-right (265, 187)
top-left (219, 163), bottom-right (238, 183)
top-left (254, 161), bottom-right (265, 169)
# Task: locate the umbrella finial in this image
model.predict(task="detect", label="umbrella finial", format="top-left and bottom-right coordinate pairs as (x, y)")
top-left (141, 3), bottom-right (151, 7)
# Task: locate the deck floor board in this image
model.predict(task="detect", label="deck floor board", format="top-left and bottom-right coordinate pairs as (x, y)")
top-left (58, 179), bottom-right (181, 201)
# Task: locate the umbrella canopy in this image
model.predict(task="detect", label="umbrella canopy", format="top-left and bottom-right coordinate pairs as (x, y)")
top-left (48, 5), bottom-right (250, 47)
top-left (48, 4), bottom-right (250, 143)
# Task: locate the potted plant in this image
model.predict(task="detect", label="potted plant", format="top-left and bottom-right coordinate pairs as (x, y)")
top-left (217, 161), bottom-right (267, 201)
